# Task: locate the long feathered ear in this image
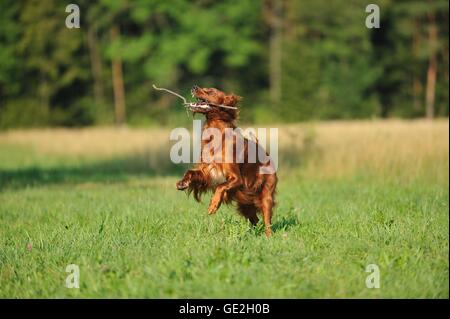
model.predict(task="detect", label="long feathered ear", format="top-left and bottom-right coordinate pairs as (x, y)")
top-left (224, 94), bottom-right (242, 106)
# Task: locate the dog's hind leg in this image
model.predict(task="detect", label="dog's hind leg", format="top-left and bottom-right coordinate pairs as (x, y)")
top-left (259, 175), bottom-right (277, 237)
top-left (176, 169), bottom-right (208, 191)
top-left (176, 169), bottom-right (209, 202)
top-left (261, 198), bottom-right (273, 237)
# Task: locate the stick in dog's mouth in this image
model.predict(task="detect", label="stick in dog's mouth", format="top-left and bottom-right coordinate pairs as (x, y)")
top-left (188, 96), bottom-right (212, 112)
top-left (152, 84), bottom-right (237, 114)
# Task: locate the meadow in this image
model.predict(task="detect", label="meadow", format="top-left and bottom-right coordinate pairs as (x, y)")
top-left (0, 120), bottom-right (448, 298)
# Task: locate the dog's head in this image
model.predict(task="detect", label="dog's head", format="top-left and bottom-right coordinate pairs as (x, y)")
top-left (189, 85), bottom-right (241, 121)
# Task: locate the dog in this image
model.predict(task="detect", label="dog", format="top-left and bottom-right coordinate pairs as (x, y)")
top-left (176, 85), bottom-right (277, 236)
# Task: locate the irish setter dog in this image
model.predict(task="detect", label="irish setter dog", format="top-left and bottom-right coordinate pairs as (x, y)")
top-left (176, 85), bottom-right (277, 236)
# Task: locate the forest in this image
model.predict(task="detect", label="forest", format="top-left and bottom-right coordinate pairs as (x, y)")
top-left (0, 0), bottom-right (448, 128)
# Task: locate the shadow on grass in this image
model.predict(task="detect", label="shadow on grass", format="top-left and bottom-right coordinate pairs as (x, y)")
top-left (0, 154), bottom-right (188, 190)
top-left (272, 215), bottom-right (299, 233)
top-left (245, 216), bottom-right (299, 237)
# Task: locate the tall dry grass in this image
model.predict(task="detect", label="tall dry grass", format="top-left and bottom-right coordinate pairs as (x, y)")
top-left (279, 119), bottom-right (449, 183)
top-left (0, 119), bottom-right (448, 182)
top-left (0, 127), bottom-right (168, 158)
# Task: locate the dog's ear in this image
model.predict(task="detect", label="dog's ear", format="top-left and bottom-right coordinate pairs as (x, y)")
top-left (224, 94), bottom-right (242, 107)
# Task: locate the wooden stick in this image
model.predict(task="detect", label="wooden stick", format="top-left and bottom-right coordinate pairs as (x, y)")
top-left (152, 84), bottom-right (188, 104)
top-left (152, 84), bottom-right (238, 110)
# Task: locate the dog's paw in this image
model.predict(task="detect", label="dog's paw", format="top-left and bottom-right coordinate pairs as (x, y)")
top-left (176, 180), bottom-right (190, 190)
top-left (207, 201), bottom-right (220, 215)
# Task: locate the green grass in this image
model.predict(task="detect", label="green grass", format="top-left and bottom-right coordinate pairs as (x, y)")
top-left (0, 126), bottom-right (448, 298)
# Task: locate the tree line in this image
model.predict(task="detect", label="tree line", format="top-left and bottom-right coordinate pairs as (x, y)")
top-left (0, 0), bottom-right (448, 128)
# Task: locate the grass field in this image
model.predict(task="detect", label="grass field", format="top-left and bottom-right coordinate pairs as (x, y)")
top-left (0, 120), bottom-right (448, 298)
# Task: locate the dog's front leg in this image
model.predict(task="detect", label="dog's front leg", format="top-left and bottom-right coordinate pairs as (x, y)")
top-left (208, 171), bottom-right (242, 215)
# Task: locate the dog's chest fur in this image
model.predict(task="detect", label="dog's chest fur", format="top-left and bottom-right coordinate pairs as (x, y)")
top-left (208, 165), bottom-right (226, 187)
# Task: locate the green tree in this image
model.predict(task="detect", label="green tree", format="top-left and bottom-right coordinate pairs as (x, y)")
top-left (278, 0), bottom-right (382, 122)
top-left (15, 0), bottom-right (90, 126)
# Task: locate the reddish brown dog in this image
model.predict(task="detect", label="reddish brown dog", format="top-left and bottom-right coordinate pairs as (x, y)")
top-left (176, 85), bottom-right (277, 236)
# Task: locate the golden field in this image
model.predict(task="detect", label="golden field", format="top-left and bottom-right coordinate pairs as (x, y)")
top-left (0, 119), bottom-right (447, 183)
